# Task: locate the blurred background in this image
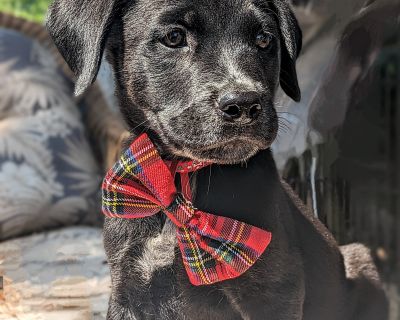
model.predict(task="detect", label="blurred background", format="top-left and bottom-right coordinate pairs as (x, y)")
top-left (0, 0), bottom-right (399, 319)
top-left (0, 0), bottom-right (50, 22)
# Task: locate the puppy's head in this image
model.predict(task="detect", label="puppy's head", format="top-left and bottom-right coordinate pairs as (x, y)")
top-left (47, 0), bottom-right (301, 164)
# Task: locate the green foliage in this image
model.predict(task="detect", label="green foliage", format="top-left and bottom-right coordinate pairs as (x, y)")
top-left (0, 0), bottom-right (52, 23)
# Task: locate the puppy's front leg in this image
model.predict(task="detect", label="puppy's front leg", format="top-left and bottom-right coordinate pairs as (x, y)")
top-left (104, 216), bottom-right (182, 320)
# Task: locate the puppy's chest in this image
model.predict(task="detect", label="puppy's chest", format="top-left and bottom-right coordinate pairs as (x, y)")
top-left (134, 174), bottom-right (198, 285)
top-left (134, 219), bottom-right (178, 283)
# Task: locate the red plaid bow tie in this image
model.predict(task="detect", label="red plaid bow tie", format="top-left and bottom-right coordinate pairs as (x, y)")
top-left (102, 134), bottom-right (272, 286)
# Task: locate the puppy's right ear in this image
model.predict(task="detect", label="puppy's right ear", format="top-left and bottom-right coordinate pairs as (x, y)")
top-left (46, 0), bottom-right (119, 96)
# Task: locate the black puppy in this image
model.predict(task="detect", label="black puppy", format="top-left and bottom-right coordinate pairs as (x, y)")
top-left (47, 0), bottom-right (388, 319)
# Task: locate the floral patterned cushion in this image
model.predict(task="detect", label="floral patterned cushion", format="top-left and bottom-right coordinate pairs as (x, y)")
top-left (0, 28), bottom-right (102, 240)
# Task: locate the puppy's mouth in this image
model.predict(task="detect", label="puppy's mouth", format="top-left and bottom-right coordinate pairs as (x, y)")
top-left (147, 106), bottom-right (278, 164)
top-left (170, 136), bottom-right (270, 165)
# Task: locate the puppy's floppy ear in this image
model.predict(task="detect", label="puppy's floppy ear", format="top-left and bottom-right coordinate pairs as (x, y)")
top-left (46, 0), bottom-right (119, 96)
top-left (271, 0), bottom-right (302, 102)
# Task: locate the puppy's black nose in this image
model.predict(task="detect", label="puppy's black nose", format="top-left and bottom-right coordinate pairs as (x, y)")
top-left (219, 92), bottom-right (262, 124)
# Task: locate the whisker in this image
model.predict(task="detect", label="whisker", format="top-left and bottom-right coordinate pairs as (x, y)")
top-left (278, 117), bottom-right (293, 125)
top-left (132, 119), bottom-right (150, 132)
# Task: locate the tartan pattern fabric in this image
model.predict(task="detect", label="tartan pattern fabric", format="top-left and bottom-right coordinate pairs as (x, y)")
top-left (102, 134), bottom-right (272, 286)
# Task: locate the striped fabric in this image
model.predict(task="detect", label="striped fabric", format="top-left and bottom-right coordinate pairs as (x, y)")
top-left (102, 134), bottom-right (272, 286)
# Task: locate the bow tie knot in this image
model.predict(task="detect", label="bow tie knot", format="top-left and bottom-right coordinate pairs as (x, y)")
top-left (102, 133), bottom-right (272, 286)
top-left (165, 192), bottom-right (196, 226)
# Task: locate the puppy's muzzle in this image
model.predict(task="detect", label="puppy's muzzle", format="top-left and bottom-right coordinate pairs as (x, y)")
top-left (218, 91), bottom-right (262, 124)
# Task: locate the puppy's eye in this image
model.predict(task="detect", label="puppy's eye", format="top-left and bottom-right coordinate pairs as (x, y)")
top-left (162, 28), bottom-right (187, 48)
top-left (256, 31), bottom-right (274, 49)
